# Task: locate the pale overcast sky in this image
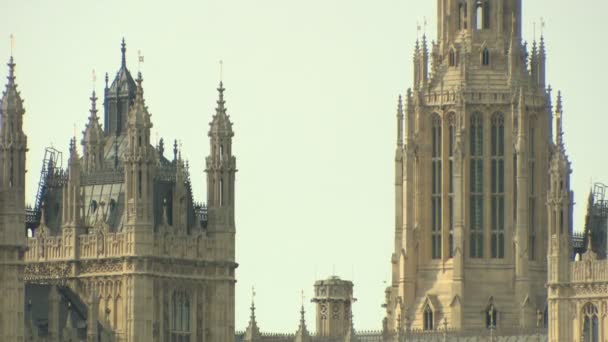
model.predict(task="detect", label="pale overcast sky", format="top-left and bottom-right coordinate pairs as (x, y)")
top-left (2, 0), bottom-right (607, 333)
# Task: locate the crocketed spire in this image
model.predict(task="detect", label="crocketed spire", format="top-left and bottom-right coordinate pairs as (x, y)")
top-left (108, 38), bottom-right (136, 96)
top-left (128, 72), bottom-right (152, 127)
top-left (1, 56), bottom-right (25, 133)
top-left (294, 300), bottom-right (311, 342)
top-left (244, 290), bottom-right (261, 342)
top-left (550, 91), bottom-right (570, 176)
top-left (83, 91), bottom-right (104, 142)
top-left (209, 81), bottom-right (234, 136)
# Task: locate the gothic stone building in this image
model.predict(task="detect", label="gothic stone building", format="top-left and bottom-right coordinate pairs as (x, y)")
top-left (385, 0), bottom-right (567, 337)
top-left (0, 40), bottom-right (237, 342)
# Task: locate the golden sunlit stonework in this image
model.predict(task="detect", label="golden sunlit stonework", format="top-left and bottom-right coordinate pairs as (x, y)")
top-left (0, 1), bottom-right (604, 342)
top-left (0, 39), bottom-right (236, 341)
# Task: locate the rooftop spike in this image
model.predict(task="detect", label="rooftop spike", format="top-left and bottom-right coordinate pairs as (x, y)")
top-left (7, 56), bottom-right (15, 86)
top-left (216, 81), bottom-right (226, 114)
top-left (121, 38), bottom-right (127, 68)
top-left (89, 90), bottom-right (98, 118)
top-left (556, 91), bottom-right (564, 148)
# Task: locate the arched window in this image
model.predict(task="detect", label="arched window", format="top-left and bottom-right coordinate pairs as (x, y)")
top-left (423, 304), bottom-right (434, 331)
top-left (470, 113), bottom-right (484, 258)
top-left (582, 303), bottom-right (599, 342)
top-left (482, 48), bottom-right (490, 66)
top-left (486, 304), bottom-right (498, 329)
top-left (431, 114), bottom-right (442, 260)
top-left (171, 291), bottom-right (191, 341)
top-left (491, 113), bottom-right (505, 259)
top-left (476, 1), bottom-right (484, 30)
top-left (449, 49), bottom-right (456, 67)
top-left (475, 0), bottom-right (490, 30)
top-left (458, 0), bottom-right (468, 30)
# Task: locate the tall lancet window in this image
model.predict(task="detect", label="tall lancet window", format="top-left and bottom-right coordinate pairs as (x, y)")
top-left (171, 291), bottom-right (191, 342)
top-left (470, 113), bottom-right (484, 258)
top-left (491, 113), bottom-right (505, 259)
top-left (582, 303), bottom-right (599, 342)
top-left (431, 114), bottom-right (442, 260)
top-left (448, 113), bottom-right (455, 258)
top-left (458, 0), bottom-right (468, 30)
top-left (475, 0), bottom-right (491, 30)
top-left (423, 304), bottom-right (434, 331)
top-left (528, 117), bottom-right (537, 260)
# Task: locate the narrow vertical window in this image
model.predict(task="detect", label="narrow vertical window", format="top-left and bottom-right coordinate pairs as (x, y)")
top-left (491, 113), bottom-right (505, 259)
top-left (476, 1), bottom-right (484, 30)
top-left (449, 49), bottom-right (456, 67)
top-left (486, 304), bottom-right (498, 329)
top-left (171, 291), bottom-right (191, 341)
top-left (528, 118), bottom-right (536, 260)
top-left (583, 303), bottom-right (599, 342)
top-left (482, 48), bottom-right (490, 66)
top-left (138, 170), bottom-right (142, 198)
top-left (432, 114), bottom-right (442, 260)
top-left (470, 113), bottom-right (484, 258)
top-left (423, 304), bottom-right (434, 331)
top-left (483, 0), bottom-right (491, 29)
top-left (448, 114), bottom-right (455, 258)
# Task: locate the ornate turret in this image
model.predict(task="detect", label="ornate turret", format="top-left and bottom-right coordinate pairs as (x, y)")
top-left (62, 138), bottom-right (83, 259)
top-left (0, 55), bottom-right (27, 341)
top-left (547, 91), bottom-right (572, 283)
top-left (123, 72), bottom-right (156, 254)
top-left (82, 90), bottom-right (105, 172)
top-left (205, 81), bottom-right (237, 237)
top-left (312, 276), bottom-right (355, 338)
top-left (104, 38), bottom-right (136, 136)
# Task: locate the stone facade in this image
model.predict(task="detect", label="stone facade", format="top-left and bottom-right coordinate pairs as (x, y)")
top-left (0, 40), bottom-right (238, 342)
top-left (0, 56), bottom-right (27, 342)
top-left (385, 0), bottom-right (554, 335)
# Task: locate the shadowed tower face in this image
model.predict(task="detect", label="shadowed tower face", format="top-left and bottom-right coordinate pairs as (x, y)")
top-left (386, 0), bottom-right (559, 334)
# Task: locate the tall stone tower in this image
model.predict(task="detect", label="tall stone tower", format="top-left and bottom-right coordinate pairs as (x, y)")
top-left (205, 80), bottom-right (238, 340)
top-left (386, 0), bottom-right (558, 333)
top-left (0, 56), bottom-right (26, 342)
top-left (312, 276), bottom-right (354, 338)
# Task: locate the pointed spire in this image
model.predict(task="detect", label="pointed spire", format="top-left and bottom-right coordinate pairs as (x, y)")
top-left (173, 139), bottom-right (178, 162)
top-left (105, 72), bottom-right (109, 89)
top-left (540, 35), bottom-right (546, 56)
top-left (216, 81), bottom-right (226, 115)
top-left (89, 90), bottom-right (98, 119)
top-left (69, 137), bottom-right (78, 159)
top-left (556, 91), bottom-right (564, 148)
top-left (244, 286), bottom-right (261, 341)
top-left (7, 56), bottom-right (15, 86)
top-left (136, 71), bottom-right (143, 98)
top-left (121, 37), bottom-right (127, 68)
